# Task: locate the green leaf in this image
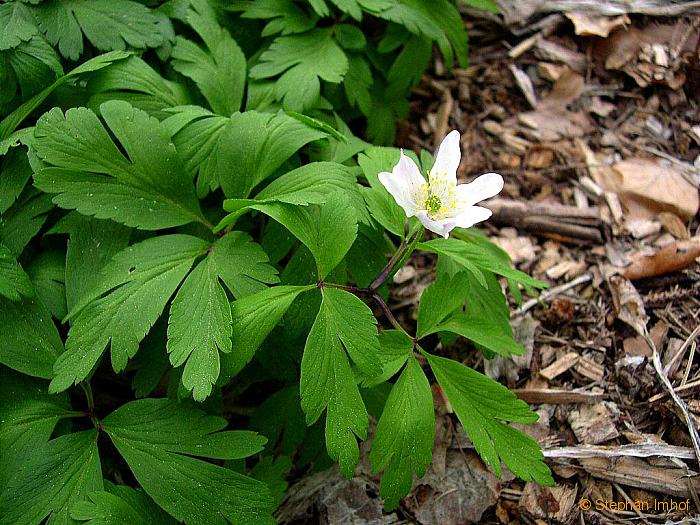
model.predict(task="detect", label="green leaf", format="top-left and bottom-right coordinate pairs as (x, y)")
top-left (87, 56), bottom-right (189, 118)
top-left (0, 2), bottom-right (38, 50)
top-left (72, 485), bottom-right (177, 525)
top-left (420, 237), bottom-right (547, 289)
top-left (0, 242), bottom-right (33, 301)
top-left (33, 101), bottom-right (207, 230)
top-left (0, 430), bottom-right (102, 525)
top-left (370, 357), bottom-right (434, 509)
top-left (102, 398), bottom-right (275, 525)
top-left (249, 28), bottom-right (348, 111)
top-left (167, 256), bottom-right (232, 402)
top-left (359, 329), bottom-right (413, 387)
top-left (4, 34), bottom-right (63, 100)
top-left (50, 234), bottom-right (207, 393)
top-left (0, 146), bottom-right (34, 213)
top-left (63, 216), bottom-right (131, 312)
top-left (249, 192), bottom-right (358, 279)
top-left (250, 385), bottom-right (306, 455)
top-left (361, 0), bottom-right (468, 67)
top-left (232, 0), bottom-right (316, 37)
top-left (249, 456), bottom-right (292, 507)
top-left (164, 108), bottom-right (327, 198)
top-left (0, 369), bottom-right (72, 489)
top-left (424, 351), bottom-right (554, 485)
top-left (431, 314), bottom-right (524, 357)
top-left (25, 250), bottom-right (67, 319)
top-left (210, 231), bottom-right (279, 298)
top-left (461, 0), bottom-right (499, 13)
top-left (217, 161), bottom-right (358, 231)
top-left (34, 0), bottom-right (165, 60)
top-left (221, 284), bottom-right (313, 381)
top-left (0, 191), bottom-right (53, 257)
top-left (416, 271), bottom-right (469, 338)
top-left (0, 50), bottom-right (130, 141)
top-left (300, 287), bottom-right (380, 477)
top-left (0, 295), bottom-right (63, 377)
top-left (172, 0), bottom-right (246, 115)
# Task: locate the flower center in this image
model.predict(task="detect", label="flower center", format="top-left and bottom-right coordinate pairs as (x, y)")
top-left (425, 194), bottom-right (442, 214)
top-left (416, 171), bottom-right (458, 220)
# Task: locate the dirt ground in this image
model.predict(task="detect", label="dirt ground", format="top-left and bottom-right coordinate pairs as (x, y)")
top-left (279, 6), bottom-right (700, 525)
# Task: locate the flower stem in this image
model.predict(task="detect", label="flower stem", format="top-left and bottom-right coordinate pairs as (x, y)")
top-left (369, 222), bottom-right (421, 291)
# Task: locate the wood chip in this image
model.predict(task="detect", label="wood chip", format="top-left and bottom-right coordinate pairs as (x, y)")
top-left (540, 351), bottom-right (579, 380)
top-left (565, 12), bottom-right (630, 37)
top-left (573, 356), bottom-right (605, 382)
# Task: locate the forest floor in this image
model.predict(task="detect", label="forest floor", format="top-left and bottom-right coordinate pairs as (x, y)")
top-left (279, 7), bottom-right (700, 525)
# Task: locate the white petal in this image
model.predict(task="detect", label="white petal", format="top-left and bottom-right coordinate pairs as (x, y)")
top-left (431, 130), bottom-right (461, 185)
top-left (378, 150), bottom-right (425, 217)
top-left (453, 206), bottom-right (493, 229)
top-left (415, 211), bottom-right (457, 239)
top-left (455, 172), bottom-right (503, 208)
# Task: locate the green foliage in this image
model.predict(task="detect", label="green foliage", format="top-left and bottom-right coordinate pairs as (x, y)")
top-left (300, 286), bottom-right (379, 477)
top-left (424, 351), bottom-right (554, 485)
top-left (0, 0), bottom-right (557, 520)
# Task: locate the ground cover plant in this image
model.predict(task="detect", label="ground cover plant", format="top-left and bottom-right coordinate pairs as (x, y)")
top-left (0, 0), bottom-right (553, 523)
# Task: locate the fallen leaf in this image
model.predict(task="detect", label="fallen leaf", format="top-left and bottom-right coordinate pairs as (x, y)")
top-left (566, 12), bottom-right (630, 38)
top-left (594, 21), bottom-right (699, 88)
top-left (608, 275), bottom-right (648, 336)
top-left (624, 238), bottom-right (700, 280)
top-left (606, 158), bottom-right (699, 221)
top-left (658, 212), bottom-right (690, 239)
top-left (623, 321), bottom-right (669, 357)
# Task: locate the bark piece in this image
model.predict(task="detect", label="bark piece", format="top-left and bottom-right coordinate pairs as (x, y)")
top-left (579, 456), bottom-right (700, 498)
top-left (497, 1), bottom-right (700, 26)
top-left (568, 402), bottom-right (620, 444)
top-left (519, 482), bottom-right (578, 522)
top-left (406, 450), bottom-right (500, 525)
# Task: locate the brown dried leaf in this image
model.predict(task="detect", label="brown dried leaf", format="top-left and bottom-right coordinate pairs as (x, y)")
top-left (658, 212), bottom-right (690, 239)
top-left (605, 158), bottom-right (699, 221)
top-left (566, 12), bottom-right (630, 38)
top-left (624, 237), bottom-right (700, 280)
top-left (515, 69), bottom-right (591, 141)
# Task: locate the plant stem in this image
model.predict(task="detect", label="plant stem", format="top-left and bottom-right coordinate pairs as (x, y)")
top-left (371, 292), bottom-right (405, 333)
top-left (80, 382), bottom-right (100, 430)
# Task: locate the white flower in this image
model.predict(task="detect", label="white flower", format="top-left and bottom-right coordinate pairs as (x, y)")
top-left (378, 130), bottom-right (504, 238)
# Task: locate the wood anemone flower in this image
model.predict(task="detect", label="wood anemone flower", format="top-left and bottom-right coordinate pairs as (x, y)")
top-left (378, 130), bottom-right (504, 238)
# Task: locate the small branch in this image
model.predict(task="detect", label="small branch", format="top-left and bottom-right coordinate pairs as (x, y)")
top-left (515, 273), bottom-right (592, 315)
top-left (485, 198), bottom-right (602, 243)
top-left (645, 333), bottom-right (700, 466)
